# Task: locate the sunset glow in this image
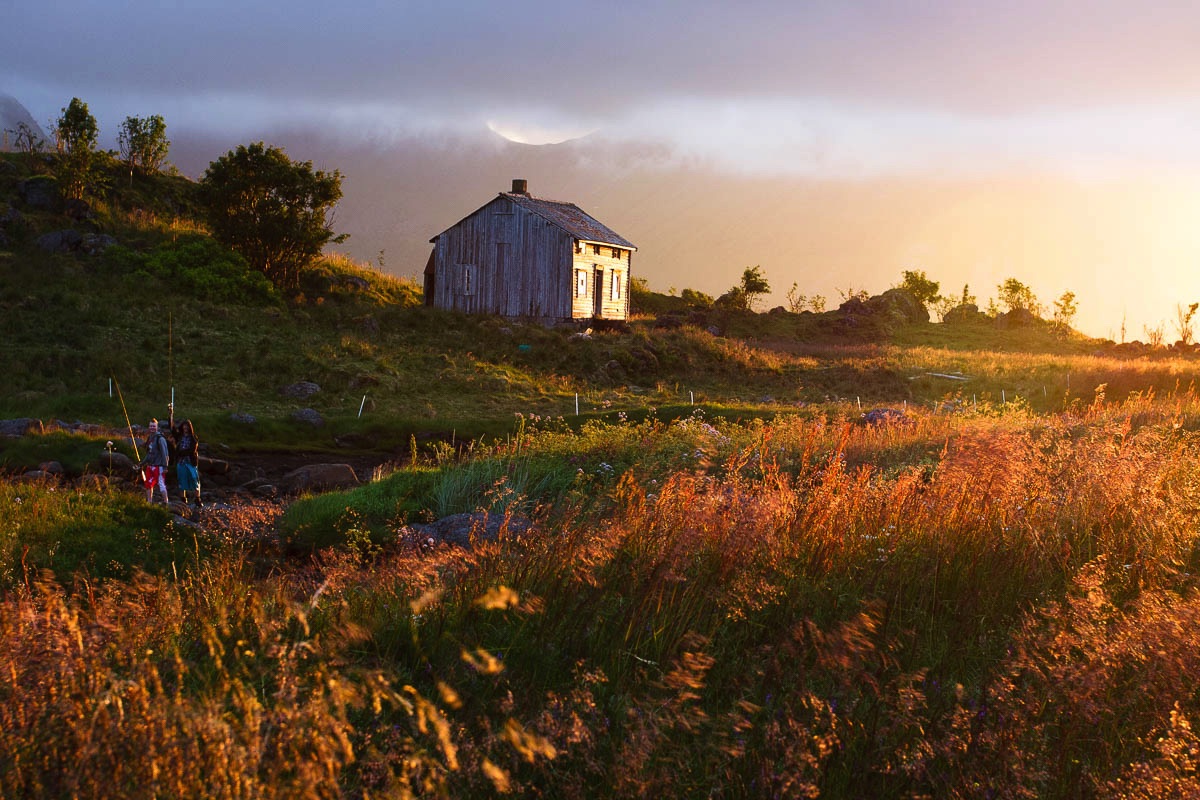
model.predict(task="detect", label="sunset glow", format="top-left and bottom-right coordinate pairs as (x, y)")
top-left (5, 0), bottom-right (1200, 337)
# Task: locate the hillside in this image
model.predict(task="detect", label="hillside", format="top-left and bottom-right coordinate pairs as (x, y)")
top-left (3, 148), bottom-right (1199, 461)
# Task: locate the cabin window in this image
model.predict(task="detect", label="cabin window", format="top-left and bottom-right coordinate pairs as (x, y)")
top-left (612, 247), bottom-right (622, 259)
top-left (461, 264), bottom-right (475, 296)
top-left (592, 244), bottom-right (602, 255)
top-left (576, 240), bottom-right (584, 254)
top-left (577, 269), bottom-right (590, 297)
top-left (611, 271), bottom-right (623, 301)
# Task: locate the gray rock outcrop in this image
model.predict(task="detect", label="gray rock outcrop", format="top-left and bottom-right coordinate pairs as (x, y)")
top-left (279, 463), bottom-right (359, 494)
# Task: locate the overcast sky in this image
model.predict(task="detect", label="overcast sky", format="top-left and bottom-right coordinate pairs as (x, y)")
top-left (6, 1), bottom-right (1200, 337)
top-left (9, 0), bottom-right (1200, 175)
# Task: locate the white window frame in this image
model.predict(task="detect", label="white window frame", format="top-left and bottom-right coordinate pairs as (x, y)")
top-left (576, 269), bottom-right (589, 298)
top-left (611, 270), bottom-right (623, 301)
top-left (461, 264), bottom-right (475, 296)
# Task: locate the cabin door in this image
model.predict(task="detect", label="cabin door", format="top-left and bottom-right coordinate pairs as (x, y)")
top-left (593, 268), bottom-right (604, 318)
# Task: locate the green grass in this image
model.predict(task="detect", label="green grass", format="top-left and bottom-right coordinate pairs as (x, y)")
top-left (0, 481), bottom-right (201, 588)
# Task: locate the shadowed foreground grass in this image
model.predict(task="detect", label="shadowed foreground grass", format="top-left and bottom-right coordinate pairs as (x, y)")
top-left (4, 389), bottom-right (1200, 797)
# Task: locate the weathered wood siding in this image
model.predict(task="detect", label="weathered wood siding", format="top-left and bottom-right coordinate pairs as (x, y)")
top-left (432, 197), bottom-right (578, 318)
top-left (570, 244), bottom-right (631, 320)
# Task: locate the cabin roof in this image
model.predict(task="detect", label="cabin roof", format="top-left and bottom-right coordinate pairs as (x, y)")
top-left (430, 192), bottom-right (637, 250)
top-left (503, 193), bottom-right (637, 250)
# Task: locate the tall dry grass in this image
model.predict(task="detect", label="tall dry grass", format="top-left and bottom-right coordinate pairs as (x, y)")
top-left (4, 391), bottom-right (1200, 797)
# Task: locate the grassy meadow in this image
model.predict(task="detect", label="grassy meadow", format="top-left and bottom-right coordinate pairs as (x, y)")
top-left (6, 151), bottom-right (1200, 797)
top-left (5, 387), bottom-right (1200, 797)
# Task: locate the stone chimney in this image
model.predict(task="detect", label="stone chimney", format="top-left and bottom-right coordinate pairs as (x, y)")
top-left (511, 178), bottom-right (528, 195)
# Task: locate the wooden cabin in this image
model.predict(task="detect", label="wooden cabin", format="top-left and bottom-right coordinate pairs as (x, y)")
top-left (426, 179), bottom-right (637, 322)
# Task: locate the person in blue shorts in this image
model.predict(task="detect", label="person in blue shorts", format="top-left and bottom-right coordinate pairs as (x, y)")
top-left (171, 414), bottom-right (202, 507)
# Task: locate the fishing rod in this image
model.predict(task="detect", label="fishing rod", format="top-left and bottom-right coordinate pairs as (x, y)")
top-left (168, 311), bottom-right (175, 421)
top-left (112, 376), bottom-right (141, 462)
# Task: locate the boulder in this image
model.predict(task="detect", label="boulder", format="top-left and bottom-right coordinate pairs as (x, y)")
top-left (38, 460), bottom-right (65, 476)
top-left (279, 463), bottom-right (359, 494)
top-left (942, 303), bottom-right (988, 325)
top-left (199, 456), bottom-right (230, 475)
top-left (281, 380), bottom-right (321, 399)
top-left (230, 412), bottom-right (257, 425)
top-left (409, 511), bottom-right (533, 549)
top-left (0, 204), bottom-right (22, 226)
top-left (18, 176), bottom-right (59, 211)
top-left (96, 451), bottom-right (138, 475)
top-left (995, 307), bottom-right (1039, 329)
top-left (80, 233), bottom-right (117, 255)
top-left (0, 417), bottom-right (44, 437)
top-left (35, 229), bottom-right (82, 253)
top-left (861, 408), bottom-right (910, 426)
top-left (64, 198), bottom-right (93, 221)
top-left (291, 408), bottom-right (324, 426)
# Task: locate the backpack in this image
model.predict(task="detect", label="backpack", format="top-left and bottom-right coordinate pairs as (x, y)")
top-left (154, 432), bottom-right (171, 466)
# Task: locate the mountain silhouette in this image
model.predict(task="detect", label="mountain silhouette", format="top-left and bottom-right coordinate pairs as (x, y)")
top-left (0, 94), bottom-right (49, 149)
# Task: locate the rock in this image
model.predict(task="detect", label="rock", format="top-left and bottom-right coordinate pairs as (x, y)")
top-left (0, 417), bottom-right (44, 437)
top-left (291, 408), bottom-right (324, 426)
top-left (199, 456), bottom-right (230, 475)
top-left (80, 233), bottom-right (117, 255)
top-left (861, 408), bottom-right (910, 426)
top-left (705, 325), bottom-right (721, 337)
top-left (252, 484), bottom-right (279, 498)
top-left (942, 303), bottom-right (988, 325)
top-left (281, 380), bottom-right (321, 399)
top-left (409, 511), bottom-right (533, 549)
top-left (279, 463), bottom-right (359, 494)
top-left (995, 308), bottom-right (1038, 329)
top-left (18, 176), bottom-right (59, 211)
top-left (230, 412), bottom-right (257, 425)
top-left (35, 229), bottom-right (82, 253)
top-left (0, 204), bottom-right (22, 226)
top-left (96, 451), bottom-right (138, 474)
top-left (64, 198), bottom-right (93, 220)
top-left (38, 461), bottom-right (65, 476)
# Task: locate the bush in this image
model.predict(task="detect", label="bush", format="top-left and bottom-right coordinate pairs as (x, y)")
top-left (101, 237), bottom-right (278, 304)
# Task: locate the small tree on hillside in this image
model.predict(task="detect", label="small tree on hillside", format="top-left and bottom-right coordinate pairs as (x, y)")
top-left (896, 269), bottom-right (942, 311)
top-left (681, 288), bottom-right (714, 309)
top-left (1172, 302), bottom-right (1199, 345)
top-left (1052, 291), bottom-right (1078, 331)
top-left (118, 114), bottom-right (170, 177)
top-left (786, 282), bottom-right (827, 313)
top-left (54, 97), bottom-right (98, 199)
top-left (7, 122), bottom-right (46, 169)
top-left (739, 265), bottom-right (771, 311)
top-left (997, 278), bottom-right (1044, 317)
top-left (199, 142), bottom-right (347, 293)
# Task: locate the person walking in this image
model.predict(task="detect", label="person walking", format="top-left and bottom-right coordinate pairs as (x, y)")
top-left (172, 417), bottom-right (202, 507)
top-left (140, 419), bottom-right (170, 504)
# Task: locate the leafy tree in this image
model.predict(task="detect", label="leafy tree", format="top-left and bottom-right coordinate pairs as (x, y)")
top-left (117, 114), bottom-right (170, 176)
top-left (199, 142), bottom-right (347, 292)
top-left (718, 266), bottom-right (771, 311)
top-left (738, 265), bottom-right (770, 311)
top-left (1052, 291), bottom-right (1079, 331)
top-left (896, 269), bottom-right (942, 310)
top-left (996, 278), bottom-right (1044, 317)
top-left (54, 97), bottom-right (98, 200)
top-left (681, 288), bottom-right (714, 309)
